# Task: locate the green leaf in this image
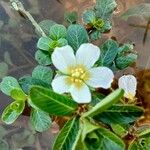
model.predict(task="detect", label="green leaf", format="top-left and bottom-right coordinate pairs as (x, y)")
top-left (35, 50), bottom-right (52, 65)
top-left (1, 101), bottom-right (25, 124)
top-left (94, 105), bottom-right (143, 125)
top-left (37, 37), bottom-right (52, 51)
top-left (121, 3), bottom-right (150, 21)
top-left (10, 88), bottom-right (26, 101)
top-left (32, 65), bottom-right (53, 84)
top-left (19, 76), bottom-right (50, 94)
top-left (49, 24), bottom-right (67, 40)
top-left (64, 11), bottom-right (78, 24)
top-left (115, 53), bottom-right (137, 69)
top-left (38, 19), bottom-right (56, 35)
top-left (90, 30), bottom-right (102, 41)
top-left (91, 92), bottom-right (105, 106)
top-left (98, 39), bottom-right (119, 66)
top-left (95, 0), bottom-right (117, 19)
top-left (82, 89), bottom-right (124, 118)
top-left (81, 119), bottom-right (125, 150)
top-left (0, 76), bottom-right (20, 96)
top-left (67, 24), bottom-right (89, 51)
top-left (83, 10), bottom-right (96, 24)
top-left (137, 127), bottom-right (150, 138)
top-left (111, 124), bottom-right (128, 137)
top-left (30, 109), bottom-right (52, 132)
top-left (57, 38), bottom-right (68, 47)
top-left (0, 62), bottom-right (8, 79)
top-left (30, 86), bottom-right (78, 116)
top-left (53, 117), bottom-right (79, 150)
top-left (86, 126), bottom-right (125, 150)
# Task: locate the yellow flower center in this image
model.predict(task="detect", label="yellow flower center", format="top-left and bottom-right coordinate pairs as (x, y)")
top-left (66, 65), bottom-right (90, 88)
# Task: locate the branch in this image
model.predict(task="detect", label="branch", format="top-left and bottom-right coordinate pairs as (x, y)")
top-left (10, 0), bottom-right (46, 37)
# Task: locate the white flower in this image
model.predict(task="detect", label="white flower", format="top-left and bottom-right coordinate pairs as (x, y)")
top-left (118, 75), bottom-right (137, 100)
top-left (51, 43), bottom-right (114, 103)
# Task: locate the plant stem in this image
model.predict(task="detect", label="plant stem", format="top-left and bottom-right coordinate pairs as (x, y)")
top-left (10, 0), bottom-right (46, 37)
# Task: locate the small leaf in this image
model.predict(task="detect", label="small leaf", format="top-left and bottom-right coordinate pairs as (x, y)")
top-left (30, 109), bottom-right (52, 132)
top-left (0, 62), bottom-right (8, 79)
top-left (83, 10), bottom-right (96, 24)
top-left (35, 50), bottom-right (52, 65)
top-left (111, 124), bottom-right (128, 137)
top-left (19, 76), bottom-right (50, 94)
top-left (95, 0), bottom-right (117, 19)
top-left (53, 117), bottom-right (79, 150)
top-left (67, 24), bottom-right (89, 51)
top-left (115, 54), bottom-right (137, 69)
top-left (57, 38), bottom-right (68, 46)
top-left (10, 88), bottom-right (26, 101)
top-left (30, 86), bottom-right (78, 116)
top-left (4, 51), bottom-right (13, 66)
top-left (37, 37), bottom-right (52, 51)
top-left (82, 89), bottom-right (124, 118)
top-left (1, 101), bottom-right (25, 124)
top-left (98, 39), bottom-right (119, 66)
top-left (32, 65), bottom-right (53, 84)
top-left (64, 11), bottom-right (78, 24)
top-left (38, 19), bottom-right (56, 35)
top-left (90, 30), bottom-right (102, 41)
top-left (49, 24), bottom-right (67, 40)
top-left (94, 105), bottom-right (144, 125)
top-left (121, 3), bottom-right (150, 21)
top-left (0, 76), bottom-right (20, 96)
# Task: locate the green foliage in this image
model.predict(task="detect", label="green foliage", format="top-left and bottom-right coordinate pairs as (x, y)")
top-left (37, 24), bottom-right (68, 52)
top-left (89, 30), bottom-right (102, 41)
top-left (37, 36), bottom-right (52, 51)
top-left (97, 39), bottom-right (137, 70)
top-left (30, 109), bottom-right (52, 132)
top-left (99, 39), bottom-right (119, 66)
top-left (10, 88), bottom-right (27, 101)
top-left (19, 75), bottom-right (50, 94)
top-left (35, 50), bottom-right (52, 65)
top-left (95, 0), bottom-right (117, 19)
top-left (121, 3), bottom-right (150, 21)
top-left (1, 101), bottom-right (25, 124)
top-left (67, 24), bottom-right (89, 51)
top-left (49, 24), bottom-right (67, 40)
top-left (32, 65), bottom-right (53, 84)
top-left (53, 117), bottom-right (79, 150)
top-left (83, 89), bottom-right (124, 118)
top-left (64, 11), bottom-right (78, 24)
top-left (94, 105), bottom-right (143, 125)
top-left (0, 76), bottom-right (21, 96)
top-left (77, 119), bottom-right (125, 150)
top-left (30, 86), bottom-right (78, 116)
top-left (83, 10), bottom-right (96, 24)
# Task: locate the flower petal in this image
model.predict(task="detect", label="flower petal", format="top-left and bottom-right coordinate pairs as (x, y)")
top-left (76, 43), bottom-right (100, 68)
top-left (86, 67), bottom-right (114, 89)
top-left (69, 84), bottom-right (91, 103)
top-left (52, 76), bottom-right (70, 94)
top-left (118, 75), bottom-right (137, 97)
top-left (51, 45), bottom-right (76, 73)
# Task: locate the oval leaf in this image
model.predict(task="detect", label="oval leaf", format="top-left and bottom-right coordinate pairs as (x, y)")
top-left (30, 109), bottom-right (52, 132)
top-left (0, 76), bottom-right (20, 96)
top-left (29, 86), bottom-right (78, 116)
top-left (67, 24), bottom-right (89, 51)
top-left (1, 101), bottom-right (25, 124)
top-left (53, 117), bottom-right (79, 150)
top-left (32, 65), bottom-right (53, 84)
